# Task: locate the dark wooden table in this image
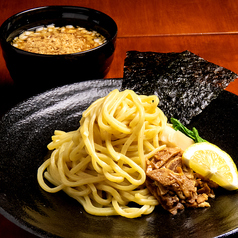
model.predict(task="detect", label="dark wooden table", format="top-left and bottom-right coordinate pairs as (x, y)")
top-left (1, 0), bottom-right (238, 237)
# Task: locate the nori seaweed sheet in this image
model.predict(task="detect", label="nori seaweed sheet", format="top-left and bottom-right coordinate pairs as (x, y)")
top-left (122, 50), bottom-right (237, 125)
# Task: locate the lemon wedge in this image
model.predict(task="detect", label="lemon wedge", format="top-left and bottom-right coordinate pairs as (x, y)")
top-left (182, 142), bottom-right (238, 190)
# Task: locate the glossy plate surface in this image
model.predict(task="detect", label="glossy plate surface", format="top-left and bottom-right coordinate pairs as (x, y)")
top-left (0, 79), bottom-right (238, 238)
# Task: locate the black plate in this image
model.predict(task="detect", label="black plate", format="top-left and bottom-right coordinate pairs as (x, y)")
top-left (0, 79), bottom-right (238, 238)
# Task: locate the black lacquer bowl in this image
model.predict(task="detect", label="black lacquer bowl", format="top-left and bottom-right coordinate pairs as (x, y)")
top-left (0, 6), bottom-right (117, 97)
top-left (0, 79), bottom-right (238, 238)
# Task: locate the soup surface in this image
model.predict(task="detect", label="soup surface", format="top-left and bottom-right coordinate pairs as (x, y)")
top-left (11, 24), bottom-right (106, 55)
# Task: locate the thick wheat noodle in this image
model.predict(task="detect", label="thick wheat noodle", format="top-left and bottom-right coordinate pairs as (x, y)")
top-left (37, 89), bottom-right (167, 218)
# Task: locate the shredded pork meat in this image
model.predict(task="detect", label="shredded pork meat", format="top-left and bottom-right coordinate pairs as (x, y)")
top-left (146, 147), bottom-right (218, 215)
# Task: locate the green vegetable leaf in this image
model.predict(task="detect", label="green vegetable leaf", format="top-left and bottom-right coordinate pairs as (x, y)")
top-left (170, 118), bottom-right (207, 143)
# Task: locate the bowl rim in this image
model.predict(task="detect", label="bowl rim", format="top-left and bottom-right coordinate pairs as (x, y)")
top-left (0, 5), bottom-right (118, 57)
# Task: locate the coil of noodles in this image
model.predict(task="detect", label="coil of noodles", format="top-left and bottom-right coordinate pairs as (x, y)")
top-left (37, 89), bottom-right (167, 218)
